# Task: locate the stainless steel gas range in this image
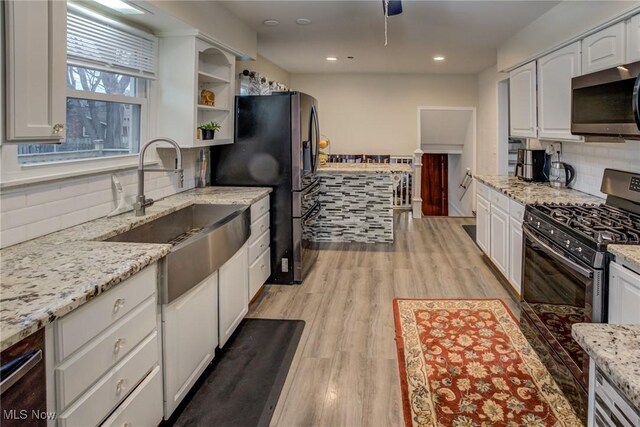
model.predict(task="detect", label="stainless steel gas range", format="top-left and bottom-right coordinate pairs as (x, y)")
top-left (519, 169), bottom-right (640, 424)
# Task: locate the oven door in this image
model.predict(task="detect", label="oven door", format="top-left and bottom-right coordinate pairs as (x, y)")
top-left (521, 226), bottom-right (601, 388)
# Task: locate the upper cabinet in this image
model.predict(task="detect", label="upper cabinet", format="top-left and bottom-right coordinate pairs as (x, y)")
top-left (626, 14), bottom-right (640, 63)
top-left (4, 0), bottom-right (66, 142)
top-left (537, 42), bottom-right (583, 141)
top-left (156, 35), bottom-right (236, 148)
top-left (509, 61), bottom-right (537, 138)
top-left (582, 22), bottom-right (626, 74)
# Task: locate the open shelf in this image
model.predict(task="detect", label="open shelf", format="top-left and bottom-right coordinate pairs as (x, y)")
top-left (197, 104), bottom-right (230, 112)
top-left (198, 71), bottom-right (229, 84)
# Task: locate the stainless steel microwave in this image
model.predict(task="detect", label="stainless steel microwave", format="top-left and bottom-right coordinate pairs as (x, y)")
top-left (571, 61), bottom-right (640, 139)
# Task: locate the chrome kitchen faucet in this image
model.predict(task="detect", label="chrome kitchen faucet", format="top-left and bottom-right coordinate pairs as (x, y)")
top-left (134, 137), bottom-right (184, 216)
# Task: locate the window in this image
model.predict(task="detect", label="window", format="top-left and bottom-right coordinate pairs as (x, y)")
top-left (17, 4), bottom-right (157, 166)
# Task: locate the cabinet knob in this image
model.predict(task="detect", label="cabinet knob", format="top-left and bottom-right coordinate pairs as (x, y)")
top-left (114, 338), bottom-right (126, 354)
top-left (53, 123), bottom-right (64, 134)
top-left (116, 378), bottom-right (127, 395)
top-left (113, 298), bottom-right (126, 313)
top-left (121, 423), bottom-right (131, 427)
top-left (261, 264), bottom-right (265, 270)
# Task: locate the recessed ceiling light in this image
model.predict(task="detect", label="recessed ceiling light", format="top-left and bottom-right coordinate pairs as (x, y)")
top-left (296, 18), bottom-right (312, 25)
top-left (264, 19), bottom-right (280, 26)
top-left (326, 57), bottom-right (338, 61)
top-left (93, 0), bottom-right (144, 14)
top-left (433, 56), bottom-right (446, 62)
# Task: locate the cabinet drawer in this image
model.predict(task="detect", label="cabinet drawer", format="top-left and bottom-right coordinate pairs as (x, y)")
top-left (476, 182), bottom-right (491, 200)
top-left (55, 264), bottom-right (156, 362)
top-left (491, 189), bottom-right (510, 212)
top-left (249, 230), bottom-right (270, 264)
top-left (509, 199), bottom-right (525, 221)
top-left (249, 248), bottom-right (270, 300)
top-left (250, 196), bottom-right (270, 223)
top-left (100, 366), bottom-right (162, 427)
top-left (250, 212), bottom-right (270, 243)
top-left (58, 332), bottom-right (159, 427)
top-left (56, 297), bottom-right (157, 411)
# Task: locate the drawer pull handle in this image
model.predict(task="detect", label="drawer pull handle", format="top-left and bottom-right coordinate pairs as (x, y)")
top-left (261, 264), bottom-right (265, 270)
top-left (116, 378), bottom-right (127, 395)
top-left (260, 224), bottom-right (265, 231)
top-left (260, 243), bottom-right (265, 249)
top-left (113, 298), bottom-right (126, 313)
top-left (114, 338), bottom-right (126, 354)
top-left (121, 423), bottom-right (131, 427)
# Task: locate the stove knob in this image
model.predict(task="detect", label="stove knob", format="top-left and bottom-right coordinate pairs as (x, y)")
top-left (550, 230), bottom-right (554, 235)
top-left (577, 247), bottom-right (583, 253)
top-left (536, 221), bottom-right (540, 228)
top-left (565, 239), bottom-right (571, 246)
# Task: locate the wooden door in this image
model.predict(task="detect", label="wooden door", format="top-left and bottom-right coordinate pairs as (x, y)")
top-left (421, 154), bottom-right (448, 216)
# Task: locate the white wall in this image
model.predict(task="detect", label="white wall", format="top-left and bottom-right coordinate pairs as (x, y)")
top-left (498, 1), bottom-right (640, 71)
top-left (447, 115), bottom-right (475, 217)
top-left (554, 141), bottom-right (640, 198)
top-left (237, 54), bottom-right (291, 88)
top-left (0, 149), bottom-right (197, 248)
top-left (476, 65), bottom-right (509, 176)
top-left (290, 73), bottom-right (478, 156)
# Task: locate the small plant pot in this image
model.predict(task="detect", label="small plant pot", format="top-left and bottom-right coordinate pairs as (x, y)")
top-left (201, 129), bottom-right (216, 140)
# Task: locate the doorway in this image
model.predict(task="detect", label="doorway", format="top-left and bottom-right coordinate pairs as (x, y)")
top-left (421, 153), bottom-right (448, 216)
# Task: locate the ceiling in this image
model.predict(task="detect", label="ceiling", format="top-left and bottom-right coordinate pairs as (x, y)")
top-left (221, 0), bottom-right (560, 74)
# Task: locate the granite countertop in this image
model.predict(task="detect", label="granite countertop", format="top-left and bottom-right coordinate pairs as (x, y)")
top-left (608, 245), bottom-right (640, 274)
top-left (0, 186), bottom-right (271, 351)
top-left (572, 323), bottom-right (640, 410)
top-left (475, 175), bottom-right (604, 205)
top-left (318, 163), bottom-right (412, 173)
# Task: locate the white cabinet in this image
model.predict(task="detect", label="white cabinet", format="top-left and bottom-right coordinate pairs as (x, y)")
top-left (627, 14), bottom-right (640, 62)
top-left (490, 204), bottom-right (509, 276)
top-left (249, 195), bottom-right (271, 301)
top-left (4, 0), bottom-right (66, 141)
top-left (608, 262), bottom-right (640, 324)
top-left (476, 194), bottom-right (490, 254)
top-left (537, 42), bottom-right (583, 141)
top-left (157, 35), bottom-right (236, 148)
top-left (162, 271), bottom-right (218, 418)
top-left (508, 217), bottom-right (523, 295)
top-left (218, 244), bottom-right (249, 347)
top-left (509, 61), bottom-right (538, 138)
top-left (582, 22), bottom-right (626, 74)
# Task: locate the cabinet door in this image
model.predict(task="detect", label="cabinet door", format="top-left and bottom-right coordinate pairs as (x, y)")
top-left (476, 194), bottom-right (490, 255)
top-left (508, 217), bottom-right (523, 296)
top-left (627, 14), bottom-right (640, 62)
top-left (582, 22), bottom-right (626, 74)
top-left (538, 42), bottom-right (583, 141)
top-left (5, 0), bottom-right (66, 141)
top-left (163, 272), bottom-right (218, 418)
top-left (509, 62), bottom-right (537, 138)
top-left (490, 205), bottom-right (509, 276)
top-left (608, 262), bottom-right (640, 324)
top-left (218, 244), bottom-right (249, 347)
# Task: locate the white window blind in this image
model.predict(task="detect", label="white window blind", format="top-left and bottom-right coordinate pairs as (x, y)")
top-left (67, 4), bottom-right (157, 78)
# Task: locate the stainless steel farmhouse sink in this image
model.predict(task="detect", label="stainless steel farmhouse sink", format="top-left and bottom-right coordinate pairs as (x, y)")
top-left (106, 204), bottom-right (250, 303)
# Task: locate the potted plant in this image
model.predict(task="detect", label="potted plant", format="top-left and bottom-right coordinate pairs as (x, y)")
top-left (198, 121), bottom-right (221, 140)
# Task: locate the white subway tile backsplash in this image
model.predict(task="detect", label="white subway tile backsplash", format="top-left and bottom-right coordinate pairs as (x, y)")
top-left (0, 150), bottom-right (198, 248)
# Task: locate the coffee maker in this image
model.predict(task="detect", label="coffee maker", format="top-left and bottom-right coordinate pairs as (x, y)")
top-left (515, 149), bottom-right (550, 182)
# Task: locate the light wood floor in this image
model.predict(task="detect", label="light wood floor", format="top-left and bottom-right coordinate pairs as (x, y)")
top-left (249, 213), bottom-right (519, 427)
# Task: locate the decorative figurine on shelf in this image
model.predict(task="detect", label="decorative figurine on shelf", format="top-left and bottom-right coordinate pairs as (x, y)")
top-left (198, 121), bottom-right (221, 140)
top-left (319, 135), bottom-right (331, 165)
top-left (200, 89), bottom-right (215, 106)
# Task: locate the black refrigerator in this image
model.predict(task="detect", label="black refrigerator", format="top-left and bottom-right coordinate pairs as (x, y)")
top-left (210, 92), bottom-right (321, 284)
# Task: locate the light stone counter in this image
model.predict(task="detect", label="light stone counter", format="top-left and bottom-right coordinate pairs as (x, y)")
top-left (475, 175), bottom-right (604, 205)
top-left (0, 186), bottom-right (271, 351)
top-left (318, 163), bottom-right (412, 174)
top-left (573, 323), bottom-right (640, 410)
top-left (608, 245), bottom-right (640, 274)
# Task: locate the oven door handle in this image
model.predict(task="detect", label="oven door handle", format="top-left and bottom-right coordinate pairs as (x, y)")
top-left (523, 227), bottom-right (593, 278)
top-left (633, 74), bottom-right (640, 131)
top-left (0, 349), bottom-right (42, 395)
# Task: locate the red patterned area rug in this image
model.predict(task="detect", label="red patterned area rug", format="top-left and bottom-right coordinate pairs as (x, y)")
top-left (393, 299), bottom-right (583, 427)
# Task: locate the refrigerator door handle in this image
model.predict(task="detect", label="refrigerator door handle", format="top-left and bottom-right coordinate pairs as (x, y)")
top-left (311, 105), bottom-right (320, 174)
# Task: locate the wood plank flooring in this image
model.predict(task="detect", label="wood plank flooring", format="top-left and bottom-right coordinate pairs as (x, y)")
top-left (249, 213), bottom-right (519, 427)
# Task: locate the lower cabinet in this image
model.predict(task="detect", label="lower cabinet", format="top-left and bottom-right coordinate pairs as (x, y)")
top-left (489, 205), bottom-right (509, 276)
top-left (218, 244), bottom-right (249, 348)
top-left (608, 262), bottom-right (640, 324)
top-left (162, 271), bottom-right (218, 418)
top-left (248, 195), bottom-right (271, 301)
top-left (476, 194), bottom-right (490, 253)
